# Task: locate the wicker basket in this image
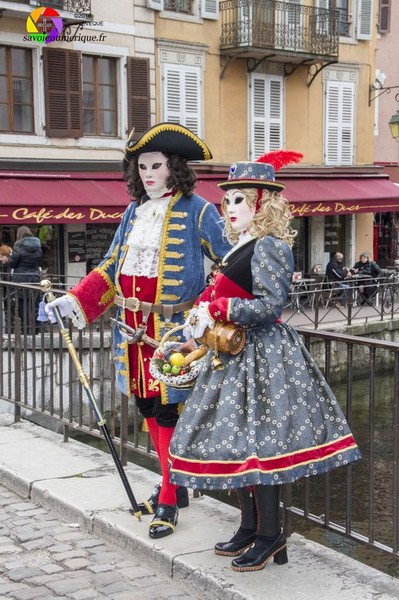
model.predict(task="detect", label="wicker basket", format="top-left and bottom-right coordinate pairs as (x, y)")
top-left (149, 325), bottom-right (206, 389)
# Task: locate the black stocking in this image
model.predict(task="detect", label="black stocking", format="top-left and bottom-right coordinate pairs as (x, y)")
top-left (253, 484), bottom-right (281, 539)
top-left (236, 487), bottom-right (257, 532)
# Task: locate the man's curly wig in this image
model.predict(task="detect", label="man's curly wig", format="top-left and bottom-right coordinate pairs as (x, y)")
top-left (125, 154), bottom-right (197, 200)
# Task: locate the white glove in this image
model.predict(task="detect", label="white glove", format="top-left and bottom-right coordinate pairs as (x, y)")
top-left (44, 295), bottom-right (76, 323)
top-left (183, 302), bottom-right (214, 341)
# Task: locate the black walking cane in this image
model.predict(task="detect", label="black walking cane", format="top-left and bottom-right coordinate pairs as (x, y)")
top-left (40, 280), bottom-right (142, 521)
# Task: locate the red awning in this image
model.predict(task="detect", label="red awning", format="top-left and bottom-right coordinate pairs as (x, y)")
top-left (195, 175), bottom-right (399, 216)
top-left (1, 172), bottom-right (399, 224)
top-left (0, 173), bottom-right (131, 224)
top-left (284, 177), bottom-right (399, 217)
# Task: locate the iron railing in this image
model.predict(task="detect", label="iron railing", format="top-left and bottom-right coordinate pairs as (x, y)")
top-left (164, 0), bottom-right (193, 14)
top-left (283, 273), bottom-right (399, 329)
top-left (6, 0), bottom-right (92, 13)
top-left (220, 0), bottom-right (339, 60)
top-left (1, 281), bottom-right (399, 566)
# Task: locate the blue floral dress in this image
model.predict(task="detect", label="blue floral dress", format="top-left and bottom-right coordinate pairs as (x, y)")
top-left (169, 235), bottom-right (361, 490)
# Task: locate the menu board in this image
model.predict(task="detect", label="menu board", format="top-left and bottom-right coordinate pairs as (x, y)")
top-left (68, 232), bottom-right (86, 263)
top-left (85, 225), bottom-right (117, 273)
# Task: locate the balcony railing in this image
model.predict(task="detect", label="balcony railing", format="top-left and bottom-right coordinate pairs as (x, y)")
top-left (5, 0), bottom-right (91, 13)
top-left (220, 0), bottom-right (339, 61)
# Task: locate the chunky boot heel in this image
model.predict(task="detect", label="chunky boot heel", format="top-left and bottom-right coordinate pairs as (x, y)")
top-left (273, 545), bottom-right (288, 565)
top-left (231, 532), bottom-right (287, 572)
top-left (176, 486), bottom-right (189, 509)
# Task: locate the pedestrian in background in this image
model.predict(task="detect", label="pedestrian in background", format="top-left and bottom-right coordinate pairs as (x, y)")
top-left (9, 226), bottom-right (42, 331)
top-left (351, 251), bottom-right (382, 305)
top-left (169, 151), bottom-right (361, 572)
top-left (325, 251), bottom-right (352, 308)
top-left (0, 244), bottom-right (13, 331)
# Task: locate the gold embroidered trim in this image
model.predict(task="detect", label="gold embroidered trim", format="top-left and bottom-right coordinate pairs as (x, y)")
top-left (125, 123), bottom-right (211, 160)
top-left (163, 265), bottom-right (184, 272)
top-left (160, 294), bottom-right (180, 301)
top-left (155, 191), bottom-right (183, 406)
top-left (143, 500), bottom-right (154, 514)
top-left (200, 237), bottom-right (218, 261)
top-left (150, 520), bottom-right (176, 531)
top-left (163, 279), bottom-right (183, 286)
top-left (165, 251), bottom-right (184, 259)
top-left (171, 211), bottom-right (188, 219)
top-left (168, 224), bottom-right (186, 231)
top-left (167, 238), bottom-right (185, 245)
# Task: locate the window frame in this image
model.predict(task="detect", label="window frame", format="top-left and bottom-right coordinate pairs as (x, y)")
top-left (0, 45), bottom-right (34, 134)
top-left (249, 72), bottom-right (284, 160)
top-left (324, 79), bottom-right (355, 166)
top-left (82, 54), bottom-right (118, 137)
top-left (162, 62), bottom-right (203, 137)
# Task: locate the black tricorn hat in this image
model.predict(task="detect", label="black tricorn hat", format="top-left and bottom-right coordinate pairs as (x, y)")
top-left (124, 123), bottom-right (212, 164)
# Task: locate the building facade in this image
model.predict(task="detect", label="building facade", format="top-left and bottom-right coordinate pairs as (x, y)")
top-left (1, 0), bottom-right (399, 280)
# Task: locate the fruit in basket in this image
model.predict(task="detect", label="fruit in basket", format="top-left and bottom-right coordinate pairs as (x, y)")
top-left (169, 352), bottom-right (185, 368)
top-left (171, 365), bottom-right (181, 375)
top-left (162, 363), bottom-right (172, 373)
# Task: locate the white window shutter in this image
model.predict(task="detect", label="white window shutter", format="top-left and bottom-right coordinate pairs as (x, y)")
top-left (357, 0), bottom-right (373, 40)
top-left (315, 0), bottom-right (329, 7)
top-left (269, 79), bottom-right (283, 150)
top-left (325, 81), bottom-right (354, 166)
top-left (250, 74), bottom-right (283, 159)
top-left (163, 65), bottom-right (202, 136)
top-left (200, 0), bottom-right (219, 20)
top-left (164, 66), bottom-right (182, 124)
top-left (183, 69), bottom-right (201, 136)
top-left (147, 0), bottom-right (163, 11)
top-left (340, 84), bottom-right (354, 164)
top-left (252, 77), bottom-right (267, 159)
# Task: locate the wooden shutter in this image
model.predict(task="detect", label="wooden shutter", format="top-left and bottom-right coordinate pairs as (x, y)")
top-left (147, 0), bottom-right (163, 10)
top-left (378, 0), bottom-right (391, 33)
top-left (127, 57), bottom-right (150, 138)
top-left (325, 80), bottom-right (354, 166)
top-left (250, 74), bottom-right (283, 159)
top-left (357, 0), bottom-right (373, 40)
top-left (43, 48), bottom-right (82, 138)
top-left (200, 0), bottom-right (219, 20)
top-left (163, 64), bottom-right (201, 136)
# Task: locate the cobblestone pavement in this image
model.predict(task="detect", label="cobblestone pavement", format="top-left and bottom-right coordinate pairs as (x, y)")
top-left (0, 484), bottom-right (199, 600)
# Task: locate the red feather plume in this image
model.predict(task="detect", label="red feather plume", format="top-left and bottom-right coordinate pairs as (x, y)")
top-left (256, 150), bottom-right (303, 171)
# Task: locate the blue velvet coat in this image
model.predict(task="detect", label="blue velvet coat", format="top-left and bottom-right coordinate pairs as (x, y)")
top-left (70, 191), bottom-right (231, 404)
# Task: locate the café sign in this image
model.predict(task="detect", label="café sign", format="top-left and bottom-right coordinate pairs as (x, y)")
top-left (0, 206), bottom-right (124, 224)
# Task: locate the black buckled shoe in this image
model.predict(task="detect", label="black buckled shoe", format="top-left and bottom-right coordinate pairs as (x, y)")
top-left (214, 528), bottom-right (257, 557)
top-left (231, 532), bottom-right (288, 572)
top-left (137, 483), bottom-right (161, 515)
top-left (137, 484), bottom-right (189, 516)
top-left (149, 504), bottom-right (178, 539)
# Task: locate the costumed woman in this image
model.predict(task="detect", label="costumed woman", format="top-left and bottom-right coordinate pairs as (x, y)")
top-left (169, 151), bottom-right (361, 571)
top-left (45, 123), bottom-right (231, 539)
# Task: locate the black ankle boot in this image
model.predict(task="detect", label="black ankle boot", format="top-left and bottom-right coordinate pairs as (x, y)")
top-left (231, 532), bottom-right (288, 572)
top-left (137, 484), bottom-right (189, 515)
top-left (149, 504), bottom-right (178, 539)
top-left (214, 528), bottom-right (257, 557)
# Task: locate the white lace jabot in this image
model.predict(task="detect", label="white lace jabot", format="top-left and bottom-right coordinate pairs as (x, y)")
top-left (121, 197), bottom-right (171, 278)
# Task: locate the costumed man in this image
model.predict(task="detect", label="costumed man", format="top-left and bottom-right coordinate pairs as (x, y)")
top-left (45, 123), bottom-right (232, 539)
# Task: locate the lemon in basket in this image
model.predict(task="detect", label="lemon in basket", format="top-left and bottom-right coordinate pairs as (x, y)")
top-left (169, 352), bottom-right (185, 368)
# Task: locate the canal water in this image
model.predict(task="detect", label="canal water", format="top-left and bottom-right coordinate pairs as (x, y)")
top-left (71, 371), bottom-right (399, 579)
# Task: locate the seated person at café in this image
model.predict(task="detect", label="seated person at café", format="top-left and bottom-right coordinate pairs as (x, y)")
top-left (325, 252), bottom-right (352, 308)
top-left (351, 252), bottom-right (382, 305)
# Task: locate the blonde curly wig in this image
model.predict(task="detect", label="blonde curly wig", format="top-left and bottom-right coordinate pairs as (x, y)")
top-left (221, 188), bottom-right (297, 247)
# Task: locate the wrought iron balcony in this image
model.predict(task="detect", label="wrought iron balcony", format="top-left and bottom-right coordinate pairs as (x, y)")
top-left (1, 0), bottom-right (91, 15)
top-left (220, 0), bottom-right (339, 64)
